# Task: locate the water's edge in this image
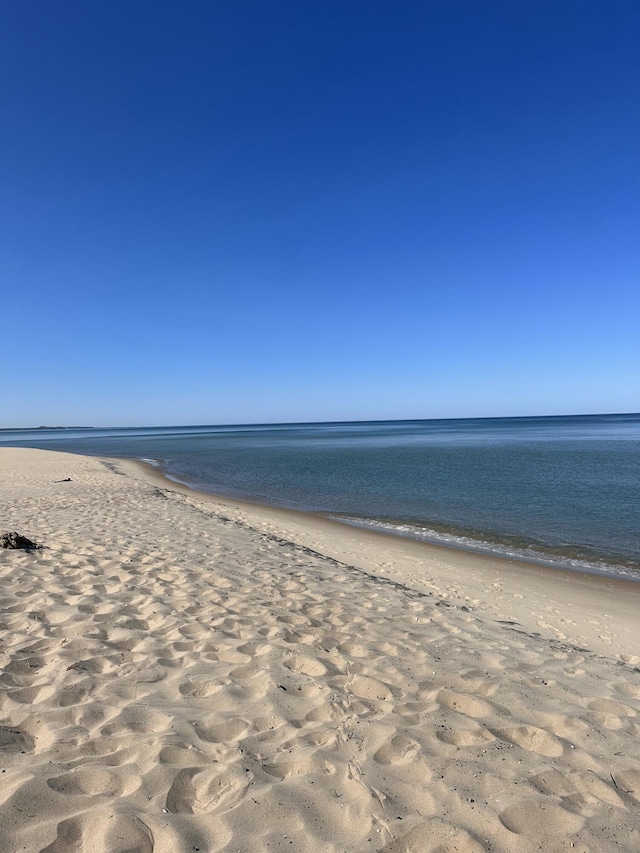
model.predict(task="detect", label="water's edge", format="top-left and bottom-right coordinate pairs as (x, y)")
top-left (3, 415), bottom-right (637, 585)
top-left (141, 454), bottom-right (640, 585)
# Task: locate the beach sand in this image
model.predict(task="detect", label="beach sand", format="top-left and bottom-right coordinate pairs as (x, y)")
top-left (1, 447), bottom-right (640, 852)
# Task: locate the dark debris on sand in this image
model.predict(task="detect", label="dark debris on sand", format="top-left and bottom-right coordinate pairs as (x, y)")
top-left (0, 531), bottom-right (41, 551)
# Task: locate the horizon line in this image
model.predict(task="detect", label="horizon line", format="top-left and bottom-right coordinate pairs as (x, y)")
top-left (2, 411), bottom-right (638, 432)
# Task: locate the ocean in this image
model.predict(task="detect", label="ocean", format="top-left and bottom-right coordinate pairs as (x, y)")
top-left (1, 414), bottom-right (639, 580)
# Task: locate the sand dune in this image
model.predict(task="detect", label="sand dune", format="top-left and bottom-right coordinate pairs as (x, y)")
top-left (1, 447), bottom-right (640, 852)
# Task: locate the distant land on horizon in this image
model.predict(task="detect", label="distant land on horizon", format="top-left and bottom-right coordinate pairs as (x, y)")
top-left (35, 426), bottom-right (95, 431)
top-left (1, 412), bottom-right (638, 433)
top-left (0, 426), bottom-right (97, 432)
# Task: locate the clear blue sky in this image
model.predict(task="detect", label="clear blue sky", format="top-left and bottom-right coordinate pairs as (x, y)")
top-left (2, 1), bottom-right (638, 426)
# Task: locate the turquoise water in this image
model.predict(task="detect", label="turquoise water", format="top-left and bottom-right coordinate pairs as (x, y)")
top-left (2, 414), bottom-right (639, 579)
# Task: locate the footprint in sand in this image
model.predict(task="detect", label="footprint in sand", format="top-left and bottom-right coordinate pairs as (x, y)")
top-left (47, 766), bottom-right (139, 797)
top-left (499, 798), bottom-right (584, 836)
top-left (212, 647), bottom-right (251, 664)
top-left (345, 674), bottom-right (394, 701)
top-left (302, 728), bottom-right (338, 747)
top-left (178, 678), bottom-right (224, 698)
top-left (543, 714), bottom-right (589, 741)
top-left (165, 764), bottom-right (251, 814)
top-left (459, 668), bottom-right (495, 686)
top-left (8, 684), bottom-right (55, 704)
top-left (228, 663), bottom-right (266, 680)
top-left (106, 813), bottom-right (154, 853)
top-left (67, 655), bottom-right (119, 675)
top-left (100, 706), bottom-right (170, 736)
top-left (159, 744), bottom-right (208, 766)
top-left (236, 641), bottom-right (272, 657)
top-left (436, 724), bottom-right (495, 747)
top-left (588, 697), bottom-right (636, 716)
top-left (585, 711), bottom-right (636, 733)
top-left (583, 698), bottom-right (637, 733)
top-left (56, 684), bottom-right (93, 707)
top-left (281, 629), bottom-right (318, 645)
top-left (530, 767), bottom-right (625, 808)
top-left (262, 751), bottom-right (329, 780)
top-left (337, 641), bottom-right (373, 658)
top-left (529, 768), bottom-right (574, 796)
top-left (284, 655), bottom-right (328, 676)
top-left (304, 702), bottom-right (342, 723)
top-left (436, 689), bottom-right (492, 718)
top-left (378, 817), bottom-right (487, 852)
top-left (571, 772), bottom-right (626, 808)
top-left (615, 682), bottom-right (640, 700)
top-left (373, 733), bottom-right (421, 765)
top-left (193, 716), bottom-right (249, 743)
top-left (39, 817), bottom-right (84, 853)
top-left (5, 655), bottom-right (48, 675)
top-left (493, 724), bottom-right (563, 757)
top-left (0, 725), bottom-right (35, 753)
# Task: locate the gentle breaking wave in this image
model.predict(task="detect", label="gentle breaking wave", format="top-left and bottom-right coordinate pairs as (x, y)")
top-left (330, 515), bottom-right (640, 582)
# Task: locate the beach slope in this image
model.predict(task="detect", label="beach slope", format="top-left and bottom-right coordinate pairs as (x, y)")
top-left (1, 447), bottom-right (640, 852)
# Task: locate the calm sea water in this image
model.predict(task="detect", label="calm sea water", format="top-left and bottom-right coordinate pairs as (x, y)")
top-left (2, 415), bottom-right (639, 580)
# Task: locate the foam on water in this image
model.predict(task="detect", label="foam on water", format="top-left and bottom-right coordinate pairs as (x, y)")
top-left (331, 515), bottom-right (640, 582)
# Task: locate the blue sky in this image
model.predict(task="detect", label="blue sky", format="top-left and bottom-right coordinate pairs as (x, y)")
top-left (2, 1), bottom-right (638, 426)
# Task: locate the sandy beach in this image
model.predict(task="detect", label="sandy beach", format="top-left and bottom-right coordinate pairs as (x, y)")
top-left (1, 447), bottom-right (640, 853)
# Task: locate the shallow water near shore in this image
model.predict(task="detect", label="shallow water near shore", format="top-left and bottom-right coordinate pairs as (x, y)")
top-left (2, 413), bottom-right (639, 579)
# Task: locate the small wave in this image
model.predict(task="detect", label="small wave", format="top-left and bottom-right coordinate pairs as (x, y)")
top-left (330, 516), bottom-right (640, 583)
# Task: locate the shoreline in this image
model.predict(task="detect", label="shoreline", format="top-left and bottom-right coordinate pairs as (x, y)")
top-left (128, 454), bottom-right (640, 660)
top-left (144, 455), bottom-right (640, 586)
top-left (2, 412), bottom-right (638, 582)
top-left (2, 446), bottom-right (640, 852)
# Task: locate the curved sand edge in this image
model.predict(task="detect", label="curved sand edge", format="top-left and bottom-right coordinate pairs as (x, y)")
top-left (130, 453), bottom-right (640, 661)
top-left (1, 447), bottom-right (640, 853)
